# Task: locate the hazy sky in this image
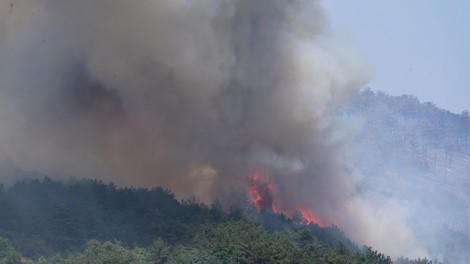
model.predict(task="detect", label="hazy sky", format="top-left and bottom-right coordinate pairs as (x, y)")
top-left (323, 0), bottom-right (470, 114)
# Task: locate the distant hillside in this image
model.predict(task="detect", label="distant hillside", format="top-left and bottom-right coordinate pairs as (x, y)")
top-left (342, 89), bottom-right (470, 264)
top-left (343, 88), bottom-right (470, 171)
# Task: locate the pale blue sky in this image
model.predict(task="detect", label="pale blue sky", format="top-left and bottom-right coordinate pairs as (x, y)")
top-left (323, 0), bottom-right (470, 113)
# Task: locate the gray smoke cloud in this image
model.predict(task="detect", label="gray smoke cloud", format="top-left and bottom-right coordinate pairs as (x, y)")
top-left (0, 0), bottom-right (424, 258)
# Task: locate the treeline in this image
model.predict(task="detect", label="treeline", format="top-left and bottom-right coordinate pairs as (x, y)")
top-left (0, 177), bottom-right (438, 263)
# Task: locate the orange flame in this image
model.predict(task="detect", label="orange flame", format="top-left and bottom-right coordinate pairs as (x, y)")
top-left (296, 207), bottom-right (326, 228)
top-left (246, 170), bottom-right (328, 227)
top-left (247, 171), bottom-right (277, 212)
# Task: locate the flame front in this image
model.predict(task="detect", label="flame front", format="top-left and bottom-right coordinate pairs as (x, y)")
top-left (296, 207), bottom-right (326, 228)
top-left (246, 171), bottom-right (327, 227)
top-left (247, 171), bottom-right (277, 212)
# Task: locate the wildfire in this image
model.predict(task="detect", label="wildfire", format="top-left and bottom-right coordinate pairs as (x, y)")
top-left (247, 171), bottom-right (277, 212)
top-left (296, 207), bottom-right (326, 228)
top-left (246, 170), bottom-right (327, 227)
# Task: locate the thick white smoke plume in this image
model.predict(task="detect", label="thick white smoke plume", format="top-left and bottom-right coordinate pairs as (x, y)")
top-left (0, 0), bottom-right (424, 258)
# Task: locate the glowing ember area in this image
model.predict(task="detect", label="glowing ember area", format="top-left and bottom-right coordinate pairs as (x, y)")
top-left (246, 171), bottom-right (326, 227)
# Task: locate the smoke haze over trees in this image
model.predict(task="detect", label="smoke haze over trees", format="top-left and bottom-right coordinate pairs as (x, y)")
top-left (0, 0), bottom-right (468, 262)
top-left (1, 0), bottom-right (418, 258)
top-left (341, 89), bottom-right (470, 263)
top-left (0, 91), bottom-right (466, 263)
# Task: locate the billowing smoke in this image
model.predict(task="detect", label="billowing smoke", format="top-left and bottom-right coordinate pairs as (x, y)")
top-left (0, 0), bottom-right (424, 258)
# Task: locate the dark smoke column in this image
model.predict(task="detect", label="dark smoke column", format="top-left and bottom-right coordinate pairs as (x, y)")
top-left (0, 0), bottom-right (425, 258)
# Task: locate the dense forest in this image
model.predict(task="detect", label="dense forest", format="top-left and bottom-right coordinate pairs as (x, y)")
top-left (0, 177), bottom-right (442, 264)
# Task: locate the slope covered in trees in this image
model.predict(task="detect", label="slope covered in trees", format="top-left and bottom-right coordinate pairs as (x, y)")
top-left (342, 88), bottom-right (470, 175)
top-left (0, 177), bottom-right (439, 264)
top-left (1, 89), bottom-right (464, 263)
top-left (341, 89), bottom-right (470, 264)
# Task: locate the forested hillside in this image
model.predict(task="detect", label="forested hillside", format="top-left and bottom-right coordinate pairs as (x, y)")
top-left (0, 89), bottom-right (465, 263)
top-left (342, 89), bottom-right (470, 264)
top-left (0, 177), bottom-right (440, 264)
top-left (343, 88), bottom-right (470, 171)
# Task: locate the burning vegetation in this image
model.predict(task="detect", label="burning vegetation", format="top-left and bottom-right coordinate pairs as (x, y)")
top-left (246, 171), bottom-right (276, 212)
top-left (246, 170), bottom-right (326, 227)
